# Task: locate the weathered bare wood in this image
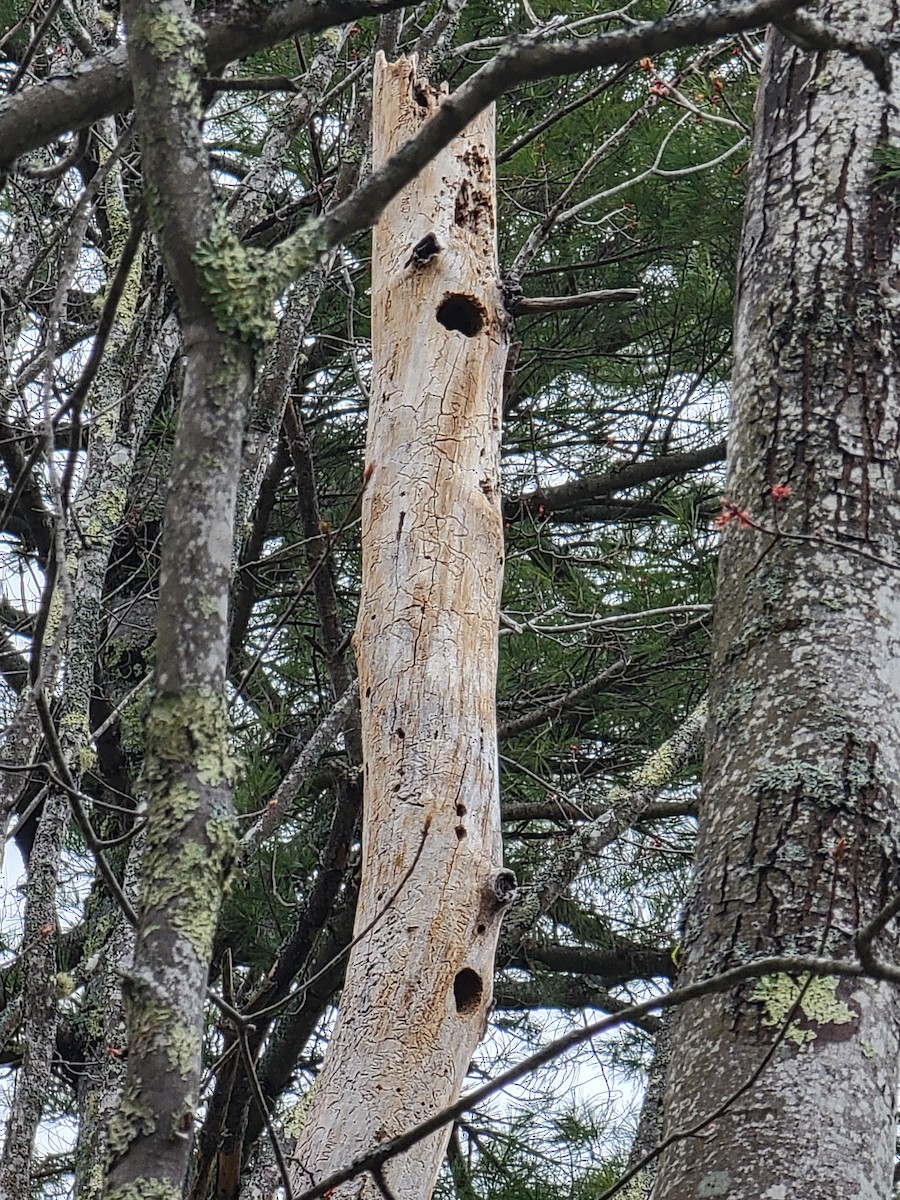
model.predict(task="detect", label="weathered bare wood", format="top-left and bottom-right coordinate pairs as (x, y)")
top-left (509, 288), bottom-right (640, 314)
top-left (289, 51), bottom-right (511, 1200)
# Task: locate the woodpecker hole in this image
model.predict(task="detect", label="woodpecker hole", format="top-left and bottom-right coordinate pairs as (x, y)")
top-left (455, 825), bottom-right (467, 840)
top-left (437, 294), bottom-right (485, 337)
top-left (454, 968), bottom-right (483, 1015)
top-left (406, 233), bottom-right (441, 268)
top-left (454, 181), bottom-right (472, 227)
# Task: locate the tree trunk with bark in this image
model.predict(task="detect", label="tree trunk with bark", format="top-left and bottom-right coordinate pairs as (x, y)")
top-left (655, 6), bottom-right (900, 1198)
top-left (288, 52), bottom-right (511, 1200)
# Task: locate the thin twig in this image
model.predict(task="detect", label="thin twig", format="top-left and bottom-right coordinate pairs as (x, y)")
top-left (509, 289), bottom-right (640, 314)
top-left (239, 679), bottom-right (360, 860)
top-left (6, 0), bottom-right (65, 92)
top-left (32, 691), bottom-right (138, 927)
top-left (236, 1019), bottom-right (295, 1199)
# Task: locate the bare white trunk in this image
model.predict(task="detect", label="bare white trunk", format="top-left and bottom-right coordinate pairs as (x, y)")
top-left (289, 53), bottom-right (510, 1200)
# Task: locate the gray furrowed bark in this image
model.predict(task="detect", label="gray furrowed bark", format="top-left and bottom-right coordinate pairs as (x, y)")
top-left (655, 4), bottom-right (900, 1197)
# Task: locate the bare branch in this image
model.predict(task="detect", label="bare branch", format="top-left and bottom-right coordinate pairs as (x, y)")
top-left (290, 951), bottom-right (876, 1200)
top-left (320, 0), bottom-right (807, 248)
top-left (502, 699), bottom-right (706, 954)
top-left (0, 0), bottom-right (410, 171)
top-left (504, 439), bottom-right (727, 523)
top-left (238, 680), bottom-right (360, 861)
top-left (509, 289), bottom-right (641, 314)
top-left (777, 8), bottom-right (895, 87)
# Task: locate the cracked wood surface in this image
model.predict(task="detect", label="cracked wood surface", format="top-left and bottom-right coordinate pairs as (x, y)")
top-left (288, 52), bottom-right (510, 1200)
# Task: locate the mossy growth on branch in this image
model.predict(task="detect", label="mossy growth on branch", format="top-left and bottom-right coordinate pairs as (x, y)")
top-left (194, 211), bottom-right (328, 349)
top-left (129, 8), bottom-right (203, 69)
top-left (140, 690), bottom-right (237, 958)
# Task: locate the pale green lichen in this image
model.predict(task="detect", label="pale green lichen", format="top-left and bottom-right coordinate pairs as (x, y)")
top-left (60, 709), bottom-right (89, 737)
top-left (283, 1086), bottom-right (316, 1137)
top-left (95, 482), bottom-right (128, 527)
top-left (130, 10), bottom-right (202, 68)
top-left (751, 762), bottom-right (844, 805)
top-left (194, 213), bottom-right (278, 346)
top-left (96, 144), bottom-right (144, 328)
top-left (140, 691), bottom-right (237, 955)
top-left (143, 691), bottom-right (235, 788)
top-left (170, 833), bottom-right (233, 955)
top-left (862, 1041), bottom-right (875, 1058)
top-left (106, 1183), bottom-right (180, 1200)
top-left (106, 1084), bottom-right (157, 1159)
top-left (717, 681), bottom-right (755, 724)
top-left (85, 1162), bottom-right (105, 1200)
top-left (628, 749), bottom-right (675, 793)
top-left (55, 971), bottom-right (76, 998)
top-left (614, 1173), bottom-right (654, 1200)
top-left (56, 709), bottom-right (96, 771)
top-left (128, 996), bottom-right (199, 1079)
top-left (86, 397), bottom-right (119, 445)
top-left (194, 211), bottom-right (328, 347)
top-left (820, 703), bottom-right (853, 741)
top-left (606, 698), bottom-right (705, 799)
top-left (752, 974), bottom-right (854, 1047)
top-left (80, 1006), bottom-right (104, 1041)
top-left (139, 785), bottom-right (234, 957)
